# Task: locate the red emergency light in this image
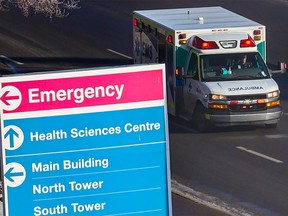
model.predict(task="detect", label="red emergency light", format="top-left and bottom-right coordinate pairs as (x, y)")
top-left (192, 36), bottom-right (219, 49)
top-left (178, 34), bottom-right (186, 39)
top-left (230, 101), bottom-right (238, 105)
top-left (253, 30), bottom-right (261, 35)
top-left (240, 36), bottom-right (256, 47)
top-left (167, 35), bottom-right (173, 43)
top-left (133, 18), bottom-right (139, 27)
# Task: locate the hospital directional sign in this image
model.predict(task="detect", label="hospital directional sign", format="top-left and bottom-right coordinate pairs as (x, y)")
top-left (0, 64), bottom-right (172, 216)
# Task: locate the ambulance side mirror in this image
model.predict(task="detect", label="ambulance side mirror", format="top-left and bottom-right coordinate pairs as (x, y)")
top-left (269, 62), bottom-right (287, 74)
top-left (175, 67), bottom-right (185, 80)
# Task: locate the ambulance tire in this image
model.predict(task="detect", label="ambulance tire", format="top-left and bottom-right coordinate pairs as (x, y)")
top-left (194, 104), bottom-right (210, 133)
top-left (265, 123), bottom-right (277, 129)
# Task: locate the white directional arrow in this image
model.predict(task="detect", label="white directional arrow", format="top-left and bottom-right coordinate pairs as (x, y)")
top-left (5, 162), bottom-right (26, 187)
top-left (0, 86), bottom-right (22, 111)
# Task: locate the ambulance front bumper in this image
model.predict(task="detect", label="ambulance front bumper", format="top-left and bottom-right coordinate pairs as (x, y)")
top-left (206, 107), bottom-right (282, 126)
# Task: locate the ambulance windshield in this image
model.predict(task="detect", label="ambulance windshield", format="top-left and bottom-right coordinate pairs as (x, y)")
top-left (200, 52), bottom-right (270, 82)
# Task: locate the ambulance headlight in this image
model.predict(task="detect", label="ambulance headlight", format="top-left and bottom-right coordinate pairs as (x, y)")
top-left (267, 91), bottom-right (279, 98)
top-left (210, 94), bottom-right (227, 100)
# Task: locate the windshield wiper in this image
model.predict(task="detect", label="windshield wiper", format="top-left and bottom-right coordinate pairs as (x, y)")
top-left (234, 75), bottom-right (256, 80)
top-left (204, 76), bottom-right (231, 81)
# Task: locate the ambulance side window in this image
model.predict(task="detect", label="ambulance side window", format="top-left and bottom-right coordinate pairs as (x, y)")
top-left (187, 53), bottom-right (199, 80)
top-left (158, 33), bottom-right (166, 63)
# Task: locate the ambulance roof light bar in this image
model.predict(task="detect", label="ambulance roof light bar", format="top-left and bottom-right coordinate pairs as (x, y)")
top-left (240, 35), bottom-right (256, 47)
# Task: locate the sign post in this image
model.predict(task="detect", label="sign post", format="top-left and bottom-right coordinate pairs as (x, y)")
top-left (0, 64), bottom-right (172, 216)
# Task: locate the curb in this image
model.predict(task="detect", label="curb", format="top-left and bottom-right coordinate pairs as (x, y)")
top-left (171, 179), bottom-right (255, 216)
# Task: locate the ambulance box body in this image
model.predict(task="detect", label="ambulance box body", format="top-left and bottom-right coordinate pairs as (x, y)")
top-left (133, 7), bottom-right (282, 131)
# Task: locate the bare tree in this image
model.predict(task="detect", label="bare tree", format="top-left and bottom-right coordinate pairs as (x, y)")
top-left (0, 0), bottom-right (81, 19)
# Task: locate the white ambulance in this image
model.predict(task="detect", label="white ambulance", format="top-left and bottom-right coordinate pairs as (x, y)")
top-left (133, 7), bottom-right (282, 131)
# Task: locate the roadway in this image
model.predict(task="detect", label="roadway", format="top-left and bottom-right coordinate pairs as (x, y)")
top-left (0, 0), bottom-right (288, 215)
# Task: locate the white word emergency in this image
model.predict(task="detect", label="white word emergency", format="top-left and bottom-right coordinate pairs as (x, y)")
top-left (28, 84), bottom-right (125, 104)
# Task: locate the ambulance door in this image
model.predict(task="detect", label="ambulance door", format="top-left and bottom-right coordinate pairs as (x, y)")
top-left (183, 51), bottom-right (199, 115)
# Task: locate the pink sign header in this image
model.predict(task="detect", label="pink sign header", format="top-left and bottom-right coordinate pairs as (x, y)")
top-left (1, 69), bottom-right (164, 113)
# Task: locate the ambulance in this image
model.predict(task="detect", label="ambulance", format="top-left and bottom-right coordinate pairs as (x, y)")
top-left (133, 7), bottom-right (282, 131)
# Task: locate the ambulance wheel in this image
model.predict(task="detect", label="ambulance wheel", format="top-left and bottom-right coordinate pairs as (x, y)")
top-left (194, 104), bottom-right (210, 133)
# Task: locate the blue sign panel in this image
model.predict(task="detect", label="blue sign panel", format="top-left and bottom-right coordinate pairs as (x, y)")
top-left (0, 65), bottom-right (171, 216)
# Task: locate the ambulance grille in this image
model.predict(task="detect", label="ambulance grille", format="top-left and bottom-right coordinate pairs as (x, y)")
top-left (229, 104), bottom-right (266, 112)
top-left (227, 94), bottom-right (267, 112)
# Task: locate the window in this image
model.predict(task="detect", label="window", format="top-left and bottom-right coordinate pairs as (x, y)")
top-left (158, 33), bottom-right (166, 63)
top-left (187, 53), bottom-right (198, 79)
top-left (200, 52), bottom-right (270, 82)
